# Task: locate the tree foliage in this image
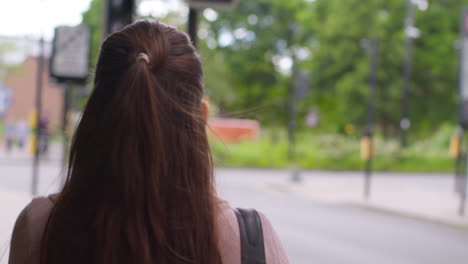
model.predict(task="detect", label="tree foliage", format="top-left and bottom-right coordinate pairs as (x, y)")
top-left (307, 0), bottom-right (464, 136)
top-left (82, 0), bottom-right (104, 71)
top-left (205, 0), bottom-right (467, 136)
top-left (201, 0), bottom-right (315, 125)
top-left (308, 0), bottom-right (406, 133)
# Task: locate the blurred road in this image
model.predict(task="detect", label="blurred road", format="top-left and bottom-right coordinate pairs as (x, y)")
top-left (1, 163), bottom-right (468, 264)
top-left (217, 169), bottom-right (468, 264)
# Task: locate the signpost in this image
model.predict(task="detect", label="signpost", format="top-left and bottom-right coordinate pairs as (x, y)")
top-left (288, 68), bottom-right (310, 183)
top-left (50, 25), bottom-right (90, 83)
top-left (49, 24), bottom-right (91, 187)
top-left (31, 37), bottom-right (45, 196)
top-left (400, 0), bottom-right (428, 147)
top-left (187, 8), bottom-right (199, 47)
top-left (362, 37), bottom-right (379, 199)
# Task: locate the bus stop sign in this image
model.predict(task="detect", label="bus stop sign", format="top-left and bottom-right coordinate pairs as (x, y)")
top-left (50, 25), bottom-right (91, 83)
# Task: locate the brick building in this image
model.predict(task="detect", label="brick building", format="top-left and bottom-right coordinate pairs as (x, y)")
top-left (4, 56), bottom-right (64, 132)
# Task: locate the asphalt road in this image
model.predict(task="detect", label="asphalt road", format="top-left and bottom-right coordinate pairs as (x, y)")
top-left (216, 169), bottom-right (468, 264)
top-left (1, 163), bottom-right (468, 264)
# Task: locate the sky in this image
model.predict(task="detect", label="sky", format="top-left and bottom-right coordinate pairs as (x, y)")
top-left (0, 0), bottom-right (185, 40)
top-left (0, 0), bottom-right (93, 39)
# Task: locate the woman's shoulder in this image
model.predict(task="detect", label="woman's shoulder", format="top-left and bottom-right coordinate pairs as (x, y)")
top-left (13, 195), bottom-right (56, 237)
top-left (214, 197), bottom-right (289, 264)
top-left (21, 195), bottom-right (56, 222)
top-left (9, 195), bottom-right (57, 264)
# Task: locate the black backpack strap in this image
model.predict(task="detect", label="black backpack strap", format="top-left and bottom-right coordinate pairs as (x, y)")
top-left (234, 208), bottom-right (266, 264)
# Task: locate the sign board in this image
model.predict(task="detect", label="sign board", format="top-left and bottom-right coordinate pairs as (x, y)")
top-left (188, 0), bottom-right (239, 9)
top-left (50, 25), bottom-right (91, 83)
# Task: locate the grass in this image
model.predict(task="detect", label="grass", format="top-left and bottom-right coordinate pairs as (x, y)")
top-left (210, 127), bottom-right (455, 172)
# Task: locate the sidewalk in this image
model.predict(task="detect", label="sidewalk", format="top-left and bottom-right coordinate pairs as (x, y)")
top-left (0, 142), bottom-right (63, 164)
top-left (0, 143), bottom-right (63, 263)
top-left (270, 175), bottom-right (468, 229)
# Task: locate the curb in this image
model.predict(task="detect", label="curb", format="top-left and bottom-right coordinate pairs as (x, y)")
top-left (265, 183), bottom-right (468, 231)
top-left (340, 202), bottom-right (468, 231)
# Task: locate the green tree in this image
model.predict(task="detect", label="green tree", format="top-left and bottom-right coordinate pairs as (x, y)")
top-left (202, 0), bottom-right (315, 124)
top-left (82, 0), bottom-right (104, 70)
top-left (308, 0), bottom-right (465, 136)
top-left (307, 0), bottom-right (406, 134)
top-left (410, 0), bottom-right (465, 134)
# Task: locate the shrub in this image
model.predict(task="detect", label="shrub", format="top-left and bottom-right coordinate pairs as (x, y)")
top-left (210, 127), bottom-right (455, 172)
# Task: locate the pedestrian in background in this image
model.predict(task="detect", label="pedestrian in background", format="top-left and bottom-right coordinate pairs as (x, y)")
top-left (9, 20), bottom-right (288, 264)
top-left (38, 116), bottom-right (49, 157)
top-left (4, 122), bottom-right (15, 152)
top-left (15, 119), bottom-right (28, 150)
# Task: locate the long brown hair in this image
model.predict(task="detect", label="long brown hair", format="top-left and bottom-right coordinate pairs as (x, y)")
top-left (40, 20), bottom-right (221, 264)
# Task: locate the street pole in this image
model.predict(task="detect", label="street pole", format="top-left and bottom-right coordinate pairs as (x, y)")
top-left (31, 37), bottom-right (45, 196)
top-left (287, 21), bottom-right (305, 182)
top-left (187, 8), bottom-right (199, 48)
top-left (401, 0), bottom-right (415, 148)
top-left (364, 37), bottom-right (379, 199)
top-left (288, 70), bottom-right (296, 162)
top-left (288, 61), bottom-right (302, 182)
top-left (61, 84), bottom-right (72, 187)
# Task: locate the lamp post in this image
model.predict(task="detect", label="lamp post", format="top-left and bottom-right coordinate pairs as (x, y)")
top-left (31, 0), bottom-right (48, 196)
top-left (31, 37), bottom-right (44, 196)
top-left (361, 37), bottom-right (379, 199)
top-left (400, 0), bottom-right (428, 147)
top-left (104, 0), bottom-right (135, 36)
top-left (187, 8), bottom-right (199, 47)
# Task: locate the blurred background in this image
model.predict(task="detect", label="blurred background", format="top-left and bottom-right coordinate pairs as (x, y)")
top-left (1, 0), bottom-right (468, 263)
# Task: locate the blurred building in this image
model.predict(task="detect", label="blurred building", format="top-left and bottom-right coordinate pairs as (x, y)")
top-left (4, 56), bottom-right (63, 130)
top-left (1, 36), bottom-right (62, 131)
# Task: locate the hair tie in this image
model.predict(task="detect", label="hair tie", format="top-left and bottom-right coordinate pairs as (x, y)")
top-left (136, 53), bottom-right (150, 64)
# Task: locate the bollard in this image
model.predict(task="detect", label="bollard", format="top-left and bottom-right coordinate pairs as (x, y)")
top-left (290, 166), bottom-right (302, 183)
top-left (450, 135), bottom-right (461, 159)
top-left (361, 136), bottom-right (374, 161)
top-left (361, 136), bottom-right (374, 199)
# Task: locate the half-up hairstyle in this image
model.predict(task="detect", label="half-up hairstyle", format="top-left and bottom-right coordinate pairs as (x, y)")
top-left (40, 20), bottom-right (222, 264)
